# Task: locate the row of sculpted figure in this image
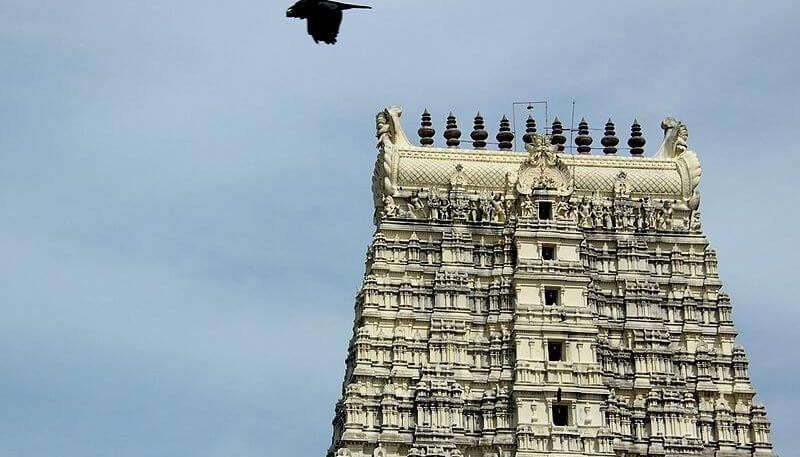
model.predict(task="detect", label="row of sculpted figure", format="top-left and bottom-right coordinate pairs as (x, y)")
top-left (382, 190), bottom-right (509, 223)
top-left (382, 190), bottom-right (699, 234)
top-left (563, 197), bottom-right (678, 232)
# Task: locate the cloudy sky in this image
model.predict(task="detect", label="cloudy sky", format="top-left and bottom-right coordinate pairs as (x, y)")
top-left (0, 1), bottom-right (797, 455)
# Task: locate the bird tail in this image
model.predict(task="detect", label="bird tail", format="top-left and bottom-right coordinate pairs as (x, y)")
top-left (333, 1), bottom-right (372, 9)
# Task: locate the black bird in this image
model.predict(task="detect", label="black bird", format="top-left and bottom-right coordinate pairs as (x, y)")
top-left (286, 0), bottom-right (371, 44)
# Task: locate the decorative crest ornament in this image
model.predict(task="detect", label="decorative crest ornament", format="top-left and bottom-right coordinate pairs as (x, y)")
top-left (655, 117), bottom-right (689, 158)
top-left (613, 170), bottom-right (632, 198)
top-left (372, 106), bottom-right (411, 208)
top-left (515, 133), bottom-right (571, 194)
top-left (449, 163), bottom-right (468, 188)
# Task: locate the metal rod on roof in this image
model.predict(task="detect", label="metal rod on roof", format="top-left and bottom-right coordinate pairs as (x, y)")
top-left (569, 99), bottom-right (576, 153)
top-left (511, 100), bottom-right (548, 151)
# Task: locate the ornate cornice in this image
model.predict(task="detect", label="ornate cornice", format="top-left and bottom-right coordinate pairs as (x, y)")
top-left (373, 106), bottom-right (703, 208)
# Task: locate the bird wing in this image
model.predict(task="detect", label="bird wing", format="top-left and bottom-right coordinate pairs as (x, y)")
top-left (331, 1), bottom-right (371, 9)
top-left (306, 5), bottom-right (343, 44)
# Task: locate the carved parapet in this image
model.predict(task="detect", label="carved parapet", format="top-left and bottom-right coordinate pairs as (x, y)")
top-left (371, 107), bottom-right (703, 217)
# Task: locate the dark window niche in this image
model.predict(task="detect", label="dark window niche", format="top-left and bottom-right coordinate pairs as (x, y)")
top-left (552, 404), bottom-right (569, 426)
top-left (548, 342), bottom-right (564, 361)
top-left (544, 288), bottom-right (559, 306)
top-left (542, 244), bottom-right (555, 261)
top-left (538, 202), bottom-right (553, 220)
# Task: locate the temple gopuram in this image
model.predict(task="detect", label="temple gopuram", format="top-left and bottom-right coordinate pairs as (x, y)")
top-left (327, 106), bottom-right (778, 457)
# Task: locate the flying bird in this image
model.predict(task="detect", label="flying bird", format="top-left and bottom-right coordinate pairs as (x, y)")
top-left (286, 0), bottom-right (372, 44)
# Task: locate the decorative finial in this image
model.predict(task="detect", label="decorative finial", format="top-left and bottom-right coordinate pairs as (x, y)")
top-left (522, 115), bottom-right (537, 145)
top-left (496, 115), bottom-right (514, 150)
top-left (601, 118), bottom-right (619, 155)
top-left (444, 112), bottom-right (461, 147)
top-left (418, 109), bottom-right (435, 146)
top-left (550, 117), bottom-right (566, 152)
top-left (471, 111), bottom-right (488, 149)
top-left (575, 117), bottom-right (592, 154)
top-left (628, 119), bottom-right (646, 156)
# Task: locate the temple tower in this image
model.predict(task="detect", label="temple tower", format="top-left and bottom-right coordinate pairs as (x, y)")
top-left (328, 107), bottom-right (778, 457)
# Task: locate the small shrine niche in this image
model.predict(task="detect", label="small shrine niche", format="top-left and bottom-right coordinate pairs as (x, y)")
top-left (548, 342), bottom-right (564, 362)
top-left (552, 404), bottom-right (569, 426)
top-left (538, 201), bottom-right (553, 220)
top-left (544, 287), bottom-right (559, 306)
top-left (542, 244), bottom-right (556, 261)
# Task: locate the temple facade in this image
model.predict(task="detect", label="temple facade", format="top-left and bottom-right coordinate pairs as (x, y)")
top-left (327, 106), bottom-right (777, 457)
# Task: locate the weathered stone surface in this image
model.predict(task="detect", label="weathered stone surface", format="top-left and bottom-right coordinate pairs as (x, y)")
top-left (330, 107), bottom-right (777, 457)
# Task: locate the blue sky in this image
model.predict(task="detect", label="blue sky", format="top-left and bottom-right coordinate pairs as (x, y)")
top-left (0, 1), bottom-right (797, 455)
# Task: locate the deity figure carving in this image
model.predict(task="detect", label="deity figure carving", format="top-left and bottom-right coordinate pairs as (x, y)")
top-left (601, 205), bottom-right (613, 229)
top-left (468, 200), bottom-right (480, 222)
top-left (577, 198), bottom-right (593, 228)
top-left (520, 198), bottom-right (535, 218)
top-left (439, 197), bottom-right (451, 220)
top-left (555, 199), bottom-right (574, 221)
top-left (633, 199), bottom-right (647, 230)
top-left (383, 195), bottom-right (400, 218)
top-left (428, 192), bottom-right (447, 221)
top-left (591, 202), bottom-right (605, 228)
top-left (408, 190), bottom-right (425, 218)
top-left (481, 198), bottom-right (494, 223)
top-left (613, 171), bottom-right (631, 198)
top-left (660, 200), bottom-right (674, 230)
top-left (530, 403), bottom-right (538, 423)
top-left (376, 111), bottom-right (391, 146)
top-left (450, 191), bottom-right (469, 221)
top-left (623, 205), bottom-right (636, 229)
top-left (492, 195), bottom-right (507, 222)
top-left (691, 211), bottom-right (702, 232)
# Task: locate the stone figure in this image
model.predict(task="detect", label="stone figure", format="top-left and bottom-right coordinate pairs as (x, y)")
top-left (521, 198), bottom-right (535, 218)
top-left (469, 200), bottom-right (480, 222)
top-left (591, 202), bottom-right (605, 228)
top-left (530, 403), bottom-right (539, 423)
top-left (634, 199), bottom-right (645, 230)
top-left (613, 171), bottom-right (631, 198)
top-left (555, 200), bottom-right (572, 221)
top-left (408, 191), bottom-right (424, 218)
top-left (428, 193), bottom-right (442, 220)
top-left (691, 211), bottom-right (702, 232)
top-left (439, 197), bottom-right (451, 220)
top-left (603, 203), bottom-right (614, 229)
top-left (492, 195), bottom-right (507, 222)
top-left (660, 200), bottom-right (674, 230)
top-left (383, 195), bottom-right (399, 218)
top-left (578, 198), bottom-right (592, 228)
top-left (450, 193), bottom-right (469, 220)
top-left (481, 198), bottom-right (494, 223)
top-left (622, 204), bottom-right (635, 229)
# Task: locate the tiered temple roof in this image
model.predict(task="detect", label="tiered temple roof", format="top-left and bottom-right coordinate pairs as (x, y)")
top-left (327, 106), bottom-right (777, 457)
